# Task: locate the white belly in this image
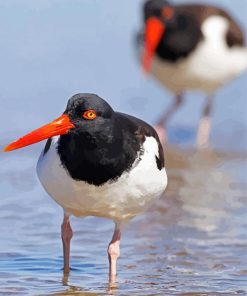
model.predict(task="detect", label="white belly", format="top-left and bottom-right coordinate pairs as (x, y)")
top-left (151, 16), bottom-right (247, 95)
top-left (36, 137), bottom-right (167, 222)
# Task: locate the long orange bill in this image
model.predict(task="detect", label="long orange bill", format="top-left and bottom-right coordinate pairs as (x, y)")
top-left (142, 17), bottom-right (165, 73)
top-left (3, 114), bottom-right (75, 152)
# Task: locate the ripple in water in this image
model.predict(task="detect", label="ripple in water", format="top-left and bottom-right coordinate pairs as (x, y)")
top-left (0, 145), bottom-right (246, 295)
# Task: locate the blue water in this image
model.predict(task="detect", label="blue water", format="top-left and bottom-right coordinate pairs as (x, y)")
top-left (0, 141), bottom-right (246, 295)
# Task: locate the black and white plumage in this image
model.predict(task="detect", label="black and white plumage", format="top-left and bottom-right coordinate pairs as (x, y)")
top-left (37, 94), bottom-right (166, 220)
top-left (4, 93), bottom-right (167, 280)
top-left (137, 0), bottom-right (247, 147)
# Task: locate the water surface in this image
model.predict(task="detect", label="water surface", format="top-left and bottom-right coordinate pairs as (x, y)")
top-left (0, 137), bottom-right (246, 295)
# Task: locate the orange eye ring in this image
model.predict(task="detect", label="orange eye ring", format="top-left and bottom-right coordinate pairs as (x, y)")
top-left (83, 109), bottom-right (97, 120)
top-left (162, 7), bottom-right (174, 20)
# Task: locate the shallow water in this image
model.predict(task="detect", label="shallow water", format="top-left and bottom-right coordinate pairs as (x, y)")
top-left (0, 137), bottom-right (247, 295)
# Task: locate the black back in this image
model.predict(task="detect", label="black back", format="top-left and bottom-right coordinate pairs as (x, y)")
top-left (141, 1), bottom-right (245, 63)
top-left (175, 4), bottom-right (245, 48)
top-left (50, 94), bottom-right (164, 186)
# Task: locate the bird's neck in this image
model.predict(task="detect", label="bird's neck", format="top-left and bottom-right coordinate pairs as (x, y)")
top-left (57, 124), bottom-right (140, 186)
top-left (156, 15), bottom-right (202, 62)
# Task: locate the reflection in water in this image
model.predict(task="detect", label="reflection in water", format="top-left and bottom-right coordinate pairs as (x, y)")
top-left (166, 147), bottom-right (246, 234)
top-left (0, 145), bottom-right (246, 295)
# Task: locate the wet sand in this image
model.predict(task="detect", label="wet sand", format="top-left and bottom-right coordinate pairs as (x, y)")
top-left (0, 142), bottom-right (246, 295)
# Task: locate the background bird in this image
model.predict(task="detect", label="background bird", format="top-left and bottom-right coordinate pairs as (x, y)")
top-left (136, 0), bottom-right (247, 147)
top-left (3, 93), bottom-right (167, 282)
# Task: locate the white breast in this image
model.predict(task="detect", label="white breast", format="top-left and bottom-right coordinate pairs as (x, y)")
top-left (36, 137), bottom-right (167, 222)
top-left (150, 16), bottom-right (247, 94)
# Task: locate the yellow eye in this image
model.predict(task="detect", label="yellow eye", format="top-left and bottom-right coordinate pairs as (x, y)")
top-left (83, 110), bottom-right (97, 120)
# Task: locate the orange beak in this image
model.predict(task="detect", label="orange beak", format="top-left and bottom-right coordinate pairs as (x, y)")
top-left (142, 17), bottom-right (165, 73)
top-left (3, 114), bottom-right (75, 152)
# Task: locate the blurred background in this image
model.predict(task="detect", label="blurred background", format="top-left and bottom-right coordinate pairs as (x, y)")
top-left (0, 0), bottom-right (246, 150)
top-left (0, 0), bottom-right (246, 295)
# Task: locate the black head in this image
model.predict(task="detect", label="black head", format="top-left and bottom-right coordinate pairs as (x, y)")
top-left (3, 93), bottom-right (114, 153)
top-left (144, 0), bottom-right (173, 22)
top-left (141, 0), bottom-right (175, 72)
top-left (64, 93), bottom-right (114, 131)
top-left (141, 0), bottom-right (202, 69)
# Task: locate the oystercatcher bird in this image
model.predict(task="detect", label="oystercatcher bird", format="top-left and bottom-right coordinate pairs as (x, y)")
top-left (137, 0), bottom-right (247, 147)
top-left (3, 93), bottom-right (167, 281)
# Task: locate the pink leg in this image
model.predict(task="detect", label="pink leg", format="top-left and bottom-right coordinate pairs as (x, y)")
top-left (154, 125), bottom-right (167, 144)
top-left (108, 223), bottom-right (121, 282)
top-left (61, 214), bottom-right (73, 273)
top-left (154, 93), bottom-right (184, 143)
top-left (197, 96), bottom-right (213, 149)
